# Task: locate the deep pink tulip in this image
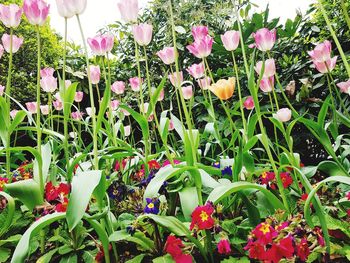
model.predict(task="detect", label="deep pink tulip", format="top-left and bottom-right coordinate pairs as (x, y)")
top-left (156, 47), bottom-right (176, 65)
top-left (337, 80), bottom-right (350, 95)
top-left (87, 34), bottom-right (114, 56)
top-left (117, 0), bottom-right (139, 23)
top-left (0, 85), bottom-right (4, 96)
top-left (1, 34), bottom-right (23, 54)
top-left (132, 23), bottom-right (153, 46)
top-left (308, 40), bottom-right (332, 63)
top-left (26, 102), bottom-right (37, 113)
top-left (0, 44), bottom-right (4, 59)
top-left (124, 125), bottom-right (131, 136)
top-left (191, 25), bottom-right (209, 41)
top-left (55, 0), bottom-right (87, 18)
top-left (182, 86), bottom-right (193, 100)
top-left (187, 63), bottom-right (205, 79)
top-left (186, 35), bottom-right (213, 58)
top-left (243, 96), bottom-right (254, 110)
top-left (198, 77), bottom-right (211, 90)
top-left (275, 108), bottom-right (292, 122)
top-left (23, 0), bottom-right (50, 26)
top-left (88, 65), bottom-right (100, 84)
top-left (40, 105), bottom-right (49, 115)
top-left (312, 57), bottom-right (337, 74)
top-left (10, 109), bottom-right (18, 119)
top-left (74, 91), bottom-right (83, 102)
top-left (259, 76), bottom-right (274, 93)
top-left (255, 59), bottom-right (276, 78)
top-left (40, 67), bottom-right (54, 78)
top-left (110, 99), bottom-right (120, 110)
top-left (221, 30), bottom-right (240, 51)
top-left (0, 4), bottom-right (22, 28)
top-left (129, 77), bottom-right (142, 92)
top-left (169, 72), bottom-right (183, 87)
top-left (40, 76), bottom-right (57, 93)
top-left (252, 28), bottom-right (276, 52)
top-left (111, 81), bottom-right (125, 94)
top-left (71, 111), bottom-right (83, 120)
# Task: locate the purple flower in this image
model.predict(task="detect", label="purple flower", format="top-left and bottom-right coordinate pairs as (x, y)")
top-left (222, 166), bottom-right (232, 176)
top-left (144, 198), bottom-right (160, 214)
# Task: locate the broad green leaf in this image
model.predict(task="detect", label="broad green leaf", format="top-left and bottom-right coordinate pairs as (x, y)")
top-left (109, 230), bottom-right (154, 252)
top-left (125, 254), bottom-right (146, 263)
top-left (33, 142), bottom-right (52, 184)
top-left (36, 248), bottom-right (59, 263)
top-left (0, 247), bottom-right (11, 263)
top-left (152, 254), bottom-right (175, 263)
top-left (178, 187), bottom-right (199, 221)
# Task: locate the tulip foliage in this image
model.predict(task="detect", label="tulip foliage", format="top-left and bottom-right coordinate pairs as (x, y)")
top-left (0, 0), bottom-right (350, 263)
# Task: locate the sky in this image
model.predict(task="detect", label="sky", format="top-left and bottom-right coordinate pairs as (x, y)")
top-left (47, 0), bottom-right (315, 44)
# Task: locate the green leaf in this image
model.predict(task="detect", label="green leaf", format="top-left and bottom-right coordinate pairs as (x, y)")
top-left (0, 234), bottom-right (22, 246)
top-left (9, 110), bottom-right (26, 134)
top-left (152, 254), bottom-right (175, 263)
top-left (125, 254), bottom-right (146, 263)
top-left (33, 142), bottom-right (52, 184)
top-left (59, 254), bottom-right (77, 263)
top-left (178, 187), bottom-right (199, 221)
top-left (109, 230), bottom-right (154, 252)
top-left (0, 192), bottom-right (15, 237)
top-left (0, 247), bottom-right (11, 263)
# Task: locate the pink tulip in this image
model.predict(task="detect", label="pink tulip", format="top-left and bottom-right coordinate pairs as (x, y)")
top-left (255, 59), bottom-right (276, 78)
top-left (86, 107), bottom-right (95, 116)
top-left (252, 28), bottom-right (276, 52)
top-left (337, 80), bottom-right (350, 95)
top-left (124, 125), bottom-right (131, 136)
top-left (87, 34), bottom-right (114, 56)
top-left (312, 57), bottom-right (337, 74)
top-left (0, 4), bottom-right (22, 28)
top-left (40, 105), bottom-right (49, 115)
top-left (10, 109), bottom-right (18, 119)
top-left (55, 0), bottom-right (87, 18)
top-left (260, 76), bottom-right (274, 93)
top-left (308, 40), bottom-right (332, 63)
top-left (88, 65), bottom-right (100, 84)
top-left (53, 100), bottom-right (63, 111)
top-left (182, 86), bottom-right (193, 100)
top-left (111, 81), bottom-right (125, 94)
top-left (26, 102), bottom-right (37, 113)
top-left (1, 34), bottom-right (23, 53)
top-left (74, 91), bottom-right (83, 102)
top-left (65, 80), bottom-right (72, 88)
top-left (221, 30), bottom-right (240, 51)
top-left (198, 77), bottom-right (211, 90)
top-left (0, 44), bottom-right (4, 59)
top-left (23, 0), bottom-right (50, 26)
top-left (71, 111), bottom-right (83, 120)
top-left (243, 96), bottom-right (255, 110)
top-left (121, 107), bottom-right (130, 116)
top-left (191, 25), bottom-right (209, 41)
top-left (0, 85), bottom-right (4, 96)
top-left (117, 0), bottom-right (139, 23)
top-left (110, 99), bottom-right (120, 110)
top-left (132, 23), bottom-right (153, 46)
top-left (168, 72), bottom-right (183, 87)
top-left (275, 108), bottom-right (292, 122)
top-left (186, 35), bottom-right (213, 58)
top-left (187, 63), bottom-right (205, 79)
top-left (129, 77), bottom-right (142, 92)
top-left (40, 76), bottom-right (57, 93)
top-left (157, 47), bottom-right (176, 65)
top-left (168, 119), bottom-right (174, 131)
top-left (158, 89), bottom-right (164, 101)
top-left (40, 67), bottom-right (54, 78)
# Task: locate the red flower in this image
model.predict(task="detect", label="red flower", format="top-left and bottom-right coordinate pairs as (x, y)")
top-left (190, 203), bottom-right (215, 230)
top-left (164, 235), bottom-right (192, 263)
top-left (281, 172), bottom-right (293, 188)
top-left (275, 221), bottom-right (289, 231)
top-left (114, 159), bottom-right (127, 172)
top-left (45, 182), bottom-right (58, 201)
top-left (296, 238), bottom-right (310, 261)
top-left (266, 235), bottom-right (294, 263)
top-left (217, 239), bottom-right (231, 255)
top-left (148, 160), bottom-right (161, 170)
top-left (251, 223), bottom-right (278, 245)
top-left (173, 254), bottom-right (192, 263)
top-left (260, 172), bottom-right (275, 185)
top-left (55, 197), bottom-right (69, 212)
top-left (57, 183), bottom-right (70, 196)
top-left (314, 227), bottom-right (325, 247)
top-left (244, 239), bottom-right (266, 261)
top-left (346, 192), bottom-right (350, 200)
top-left (163, 159), bottom-right (181, 167)
top-left (301, 193), bottom-right (308, 201)
top-left (0, 177), bottom-right (8, 191)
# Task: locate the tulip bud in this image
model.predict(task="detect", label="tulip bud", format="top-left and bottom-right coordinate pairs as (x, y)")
top-left (0, 4), bottom-right (22, 28)
top-left (221, 30), bottom-right (240, 51)
top-left (55, 0), bottom-right (87, 18)
top-left (259, 76), bottom-right (274, 93)
top-left (275, 108), bottom-right (292, 122)
top-left (40, 105), bottom-right (49, 115)
top-left (74, 91), bottom-right (84, 102)
top-left (187, 63), bottom-right (205, 79)
top-left (129, 77), bottom-right (142, 92)
top-left (10, 109), bottom-right (18, 119)
top-left (186, 35), bottom-right (213, 58)
top-left (243, 96), bottom-right (255, 110)
top-left (156, 47), bottom-right (176, 65)
top-left (23, 0), bottom-right (50, 26)
top-left (198, 77), bottom-right (211, 90)
top-left (40, 76), bottom-right (57, 93)
top-left (132, 23), bottom-right (153, 46)
top-left (191, 26), bottom-right (209, 41)
top-left (255, 59), bottom-right (276, 78)
top-left (124, 125), bottom-right (131, 136)
top-left (112, 81), bottom-right (125, 94)
top-left (168, 72), bottom-right (183, 87)
top-left (88, 65), bottom-right (100, 84)
top-left (182, 86), bottom-right (193, 100)
top-left (1, 34), bottom-right (23, 54)
top-left (0, 44), bottom-right (4, 59)
top-left (117, 0), bottom-right (139, 23)
top-left (337, 80), bottom-right (350, 95)
top-left (0, 85), bottom-right (4, 96)
top-left (26, 102), bottom-right (38, 113)
top-left (252, 28), bottom-right (276, 52)
top-left (87, 34), bottom-right (114, 56)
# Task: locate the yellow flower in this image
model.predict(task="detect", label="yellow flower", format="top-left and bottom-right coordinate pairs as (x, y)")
top-left (209, 77), bottom-right (235, 100)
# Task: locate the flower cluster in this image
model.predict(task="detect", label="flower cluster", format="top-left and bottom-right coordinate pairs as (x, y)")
top-left (190, 202), bottom-right (215, 231)
top-left (0, 177), bottom-right (8, 191)
top-left (164, 235), bottom-right (192, 263)
top-left (259, 171), bottom-right (293, 189)
top-left (44, 182), bottom-right (70, 212)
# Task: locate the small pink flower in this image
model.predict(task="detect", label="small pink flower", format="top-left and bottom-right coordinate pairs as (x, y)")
top-left (0, 85), bottom-right (5, 96)
top-left (10, 109), bottom-right (18, 119)
top-left (337, 80), bottom-right (350, 95)
top-left (132, 23), bottom-right (153, 46)
top-left (40, 76), bottom-right (57, 93)
top-left (111, 81), bottom-right (125, 94)
top-left (252, 28), bottom-right (276, 52)
top-left (275, 108), bottom-right (292, 122)
top-left (0, 44), bottom-right (4, 58)
top-left (74, 91), bottom-right (83, 102)
top-left (26, 102), bottom-right (37, 113)
top-left (169, 72), bottom-right (183, 87)
top-left (88, 65), bottom-right (100, 85)
top-left (40, 67), bottom-right (54, 78)
top-left (259, 76), bottom-right (274, 92)
top-left (121, 107), bottom-right (130, 116)
top-left (187, 63), bottom-right (205, 79)
top-left (243, 96), bottom-right (254, 110)
top-left (308, 40), bottom-right (332, 62)
top-left (152, 88), bottom-right (164, 101)
top-left (23, 0), bottom-right (50, 26)
top-left (1, 34), bottom-right (23, 53)
top-left (221, 30), bottom-right (240, 51)
top-left (255, 59), bottom-right (276, 78)
top-left (157, 47), bottom-right (176, 65)
top-left (129, 77), bottom-right (142, 92)
top-left (312, 57), bottom-right (337, 74)
top-left (71, 111), bottom-right (83, 120)
top-left (53, 99), bottom-right (63, 111)
top-left (86, 107), bottom-right (95, 116)
top-left (191, 25), bottom-right (209, 41)
top-left (65, 80), bottom-right (72, 88)
top-left (55, 0), bottom-right (87, 18)
top-left (217, 239), bottom-right (231, 255)
top-left (182, 86), bottom-right (193, 100)
top-left (110, 99), bottom-right (120, 110)
top-left (0, 4), bottom-right (23, 28)
top-left (40, 105), bottom-right (49, 115)
top-left (124, 125), bottom-right (131, 136)
top-left (168, 119), bottom-right (175, 131)
top-left (117, 0), bottom-right (139, 23)
top-left (87, 34), bottom-right (114, 56)
top-left (186, 35), bottom-right (213, 58)
top-left (198, 77), bottom-right (211, 90)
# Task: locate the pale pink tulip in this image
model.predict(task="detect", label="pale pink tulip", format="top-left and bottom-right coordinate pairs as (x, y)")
top-left (1, 34), bottom-right (23, 53)
top-left (10, 109), bottom-right (18, 119)
top-left (53, 99), bottom-right (63, 111)
top-left (0, 85), bottom-right (4, 96)
top-left (0, 44), bottom-right (4, 59)
top-left (221, 30), bottom-right (240, 51)
top-left (169, 72), bottom-right (183, 87)
top-left (40, 76), bottom-right (57, 93)
top-left (71, 111), bottom-right (83, 120)
top-left (157, 47), bottom-right (176, 65)
top-left (40, 67), bottom-right (54, 78)
top-left (86, 107), bottom-right (95, 116)
top-left (260, 76), bottom-right (274, 93)
top-left (312, 57), bottom-right (337, 74)
top-left (308, 40), bottom-right (332, 63)
top-left (111, 81), bottom-right (125, 95)
top-left (87, 34), bottom-right (114, 56)
top-left (23, 0), bottom-right (50, 26)
top-left (186, 35), bottom-right (213, 58)
top-left (74, 91), bottom-right (83, 102)
top-left (168, 119), bottom-right (174, 131)
top-left (40, 105), bottom-right (49, 115)
top-left (132, 23), bottom-right (153, 46)
top-left (191, 25), bottom-right (209, 41)
top-left (255, 59), bottom-right (276, 78)
top-left (26, 102), bottom-right (37, 113)
top-left (65, 80), bottom-right (72, 88)
top-left (124, 125), bottom-right (131, 136)
top-left (198, 77), bottom-right (211, 90)
top-left (275, 108), bottom-right (292, 122)
top-left (182, 86), bottom-right (193, 100)
top-left (55, 0), bottom-right (87, 18)
top-left (187, 63), bottom-right (205, 79)
top-left (89, 65), bottom-right (100, 84)
top-left (121, 108), bottom-right (131, 116)
top-left (0, 4), bottom-right (22, 28)
top-left (158, 89), bottom-right (164, 101)
top-left (252, 28), bottom-right (276, 52)
top-left (110, 99), bottom-right (120, 110)
top-left (129, 77), bottom-right (142, 92)
top-left (117, 0), bottom-right (139, 23)
top-left (243, 96), bottom-right (254, 110)
top-left (337, 80), bottom-right (350, 95)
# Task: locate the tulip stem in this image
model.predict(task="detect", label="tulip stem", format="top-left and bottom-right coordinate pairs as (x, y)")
top-left (340, 0), bottom-right (350, 31)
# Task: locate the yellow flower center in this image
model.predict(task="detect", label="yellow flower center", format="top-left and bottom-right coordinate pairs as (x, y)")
top-left (0, 181), bottom-right (5, 188)
top-left (261, 172), bottom-right (267, 179)
top-left (147, 203), bottom-right (154, 209)
top-left (259, 223), bottom-right (271, 234)
top-left (200, 211), bottom-right (209, 222)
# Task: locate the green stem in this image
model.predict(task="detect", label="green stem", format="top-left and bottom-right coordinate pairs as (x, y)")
top-left (340, 0), bottom-right (350, 31)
